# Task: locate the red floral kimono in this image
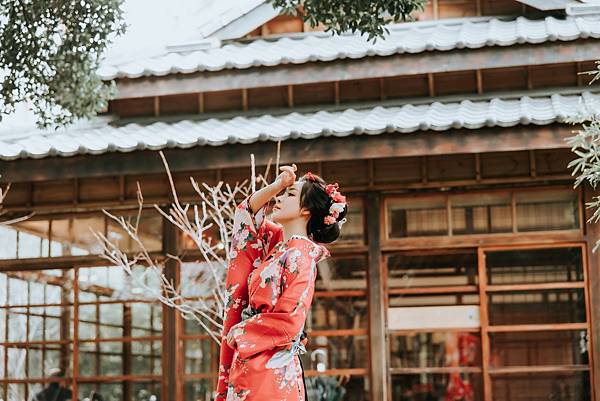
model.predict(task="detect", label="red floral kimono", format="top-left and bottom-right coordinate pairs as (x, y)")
top-left (215, 195), bottom-right (330, 401)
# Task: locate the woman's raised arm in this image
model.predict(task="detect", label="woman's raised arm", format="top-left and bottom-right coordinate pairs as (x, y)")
top-left (248, 164), bottom-right (296, 214)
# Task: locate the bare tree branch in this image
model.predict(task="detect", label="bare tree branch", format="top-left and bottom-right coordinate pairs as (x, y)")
top-left (93, 146), bottom-right (282, 344)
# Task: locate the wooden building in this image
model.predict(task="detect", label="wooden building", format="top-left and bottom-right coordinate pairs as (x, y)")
top-left (1, 1), bottom-right (600, 400)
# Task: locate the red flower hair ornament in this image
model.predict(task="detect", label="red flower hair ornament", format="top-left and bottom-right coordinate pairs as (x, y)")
top-left (305, 172), bottom-right (347, 227)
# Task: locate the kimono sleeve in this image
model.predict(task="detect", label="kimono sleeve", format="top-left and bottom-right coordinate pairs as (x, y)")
top-left (232, 247), bottom-right (318, 360)
top-left (214, 194), bottom-right (283, 401)
top-left (229, 193), bottom-right (283, 261)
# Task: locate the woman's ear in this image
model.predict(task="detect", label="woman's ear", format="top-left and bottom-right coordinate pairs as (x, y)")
top-left (300, 207), bottom-right (311, 219)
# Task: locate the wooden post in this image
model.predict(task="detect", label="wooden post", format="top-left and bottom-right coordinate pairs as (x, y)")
top-left (584, 185), bottom-right (600, 401)
top-left (477, 248), bottom-right (493, 401)
top-left (366, 193), bottom-right (388, 401)
top-left (123, 304), bottom-right (132, 401)
top-left (161, 220), bottom-right (180, 401)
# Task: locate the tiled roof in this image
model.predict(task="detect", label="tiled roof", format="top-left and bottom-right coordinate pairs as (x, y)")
top-left (98, 16), bottom-right (600, 80)
top-left (1, 92), bottom-right (598, 161)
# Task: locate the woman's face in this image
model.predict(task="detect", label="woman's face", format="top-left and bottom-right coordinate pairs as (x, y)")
top-left (271, 181), bottom-right (309, 223)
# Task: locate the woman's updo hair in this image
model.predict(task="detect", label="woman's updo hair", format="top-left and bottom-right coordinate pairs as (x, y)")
top-left (299, 172), bottom-right (348, 244)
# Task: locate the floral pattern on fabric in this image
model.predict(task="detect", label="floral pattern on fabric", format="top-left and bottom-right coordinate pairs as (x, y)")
top-left (215, 194), bottom-right (331, 401)
top-left (215, 195), bottom-right (284, 401)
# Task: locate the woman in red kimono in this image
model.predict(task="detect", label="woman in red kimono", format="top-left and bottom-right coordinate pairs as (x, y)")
top-left (215, 164), bottom-right (348, 401)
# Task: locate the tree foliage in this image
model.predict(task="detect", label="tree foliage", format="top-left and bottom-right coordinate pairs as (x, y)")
top-left (567, 62), bottom-right (600, 249)
top-left (0, 0), bottom-right (125, 128)
top-left (267, 0), bottom-right (428, 40)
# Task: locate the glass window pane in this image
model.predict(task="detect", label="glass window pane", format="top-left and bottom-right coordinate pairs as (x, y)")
top-left (516, 190), bottom-right (579, 232)
top-left (0, 225), bottom-right (18, 259)
top-left (391, 373), bottom-right (483, 401)
top-left (184, 338), bottom-right (215, 374)
top-left (316, 256), bottom-right (367, 291)
top-left (387, 197), bottom-right (448, 238)
top-left (310, 296), bottom-right (367, 330)
top-left (337, 197), bottom-right (364, 242)
top-left (185, 379), bottom-right (213, 401)
top-left (387, 251), bottom-right (478, 289)
top-left (305, 375), bottom-right (367, 401)
top-left (25, 382), bottom-right (74, 401)
top-left (490, 330), bottom-right (589, 367)
top-left (50, 216), bottom-right (106, 256)
top-left (486, 247), bottom-right (584, 285)
top-left (389, 293), bottom-right (480, 308)
top-left (300, 334), bottom-right (368, 370)
top-left (492, 371), bottom-right (591, 401)
top-left (390, 332), bottom-right (481, 369)
top-left (488, 289), bottom-right (587, 326)
top-left (452, 193), bottom-right (512, 235)
top-left (132, 341), bottom-right (162, 375)
top-left (106, 210), bottom-right (163, 253)
top-left (78, 382), bottom-right (161, 401)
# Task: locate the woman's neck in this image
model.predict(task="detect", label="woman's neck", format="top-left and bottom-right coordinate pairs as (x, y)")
top-left (281, 220), bottom-right (309, 243)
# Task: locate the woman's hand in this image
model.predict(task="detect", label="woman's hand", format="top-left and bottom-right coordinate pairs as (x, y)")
top-left (274, 164), bottom-right (297, 190)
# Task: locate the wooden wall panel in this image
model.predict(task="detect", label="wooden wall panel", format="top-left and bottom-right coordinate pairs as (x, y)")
top-left (294, 82), bottom-right (336, 106)
top-left (32, 180), bottom-right (74, 205)
top-left (373, 157), bottom-right (422, 184)
top-left (417, 1), bottom-right (436, 20)
top-left (126, 174), bottom-right (170, 200)
top-left (2, 182), bottom-right (29, 207)
top-left (220, 167), bottom-right (253, 187)
top-left (384, 75), bottom-right (429, 99)
top-left (159, 94), bottom-right (199, 115)
top-left (79, 177), bottom-right (121, 202)
top-left (2, 149), bottom-right (576, 214)
top-left (435, 71), bottom-right (478, 96)
top-left (339, 79), bottom-right (381, 103)
top-left (427, 154), bottom-right (475, 181)
top-left (481, 0), bottom-right (522, 14)
top-left (578, 61), bottom-right (598, 86)
top-left (109, 97), bottom-right (155, 118)
top-left (322, 160), bottom-right (370, 187)
top-left (295, 162), bottom-right (320, 180)
top-left (248, 86), bottom-right (289, 109)
top-left (530, 63), bottom-right (578, 89)
top-left (203, 89), bottom-right (243, 112)
top-left (107, 62), bottom-right (589, 118)
top-left (480, 151), bottom-right (530, 178)
top-left (535, 149), bottom-right (575, 177)
top-left (482, 67), bottom-right (528, 92)
top-left (438, 0), bottom-right (478, 18)
top-left (174, 170), bottom-right (218, 197)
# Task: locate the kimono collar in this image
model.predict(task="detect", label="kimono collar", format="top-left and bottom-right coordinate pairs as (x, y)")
top-left (286, 234), bottom-right (331, 263)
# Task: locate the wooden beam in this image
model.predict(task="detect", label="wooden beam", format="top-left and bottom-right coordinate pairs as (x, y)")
top-left (0, 125), bottom-right (577, 183)
top-left (113, 41), bottom-right (600, 98)
top-left (366, 192), bottom-right (388, 401)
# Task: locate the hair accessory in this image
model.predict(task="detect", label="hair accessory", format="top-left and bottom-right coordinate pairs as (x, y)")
top-left (305, 171), bottom-right (319, 182)
top-left (323, 182), bottom-right (347, 226)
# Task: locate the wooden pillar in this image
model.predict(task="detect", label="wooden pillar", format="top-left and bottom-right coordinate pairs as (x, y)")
top-left (366, 192), bottom-right (388, 401)
top-left (123, 304), bottom-right (132, 401)
top-left (584, 185), bottom-right (600, 400)
top-left (161, 220), bottom-right (181, 401)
